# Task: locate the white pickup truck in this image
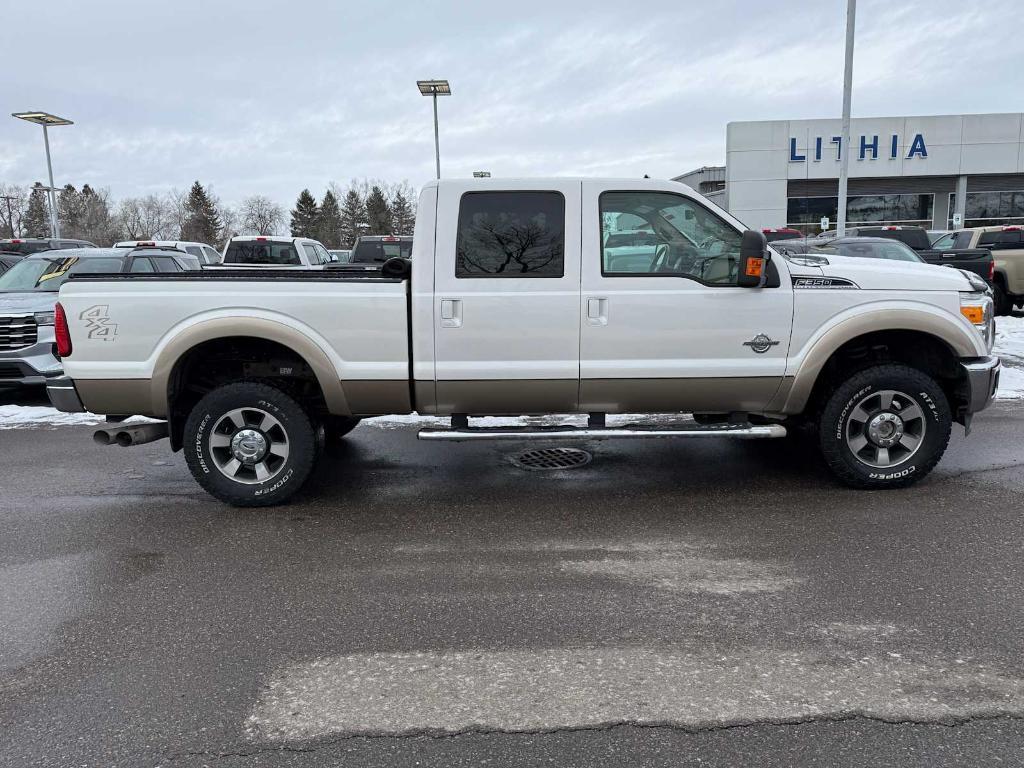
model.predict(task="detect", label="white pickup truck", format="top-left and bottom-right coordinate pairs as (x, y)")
top-left (48, 178), bottom-right (1000, 506)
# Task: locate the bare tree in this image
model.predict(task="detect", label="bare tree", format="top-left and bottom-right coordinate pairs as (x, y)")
top-left (0, 183), bottom-right (27, 238)
top-left (240, 195), bottom-right (284, 235)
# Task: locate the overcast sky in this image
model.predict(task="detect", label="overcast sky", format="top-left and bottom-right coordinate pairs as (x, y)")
top-left (1, 0), bottom-right (1020, 206)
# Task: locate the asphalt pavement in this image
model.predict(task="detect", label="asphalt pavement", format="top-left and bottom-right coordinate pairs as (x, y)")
top-left (2, 394), bottom-right (1024, 767)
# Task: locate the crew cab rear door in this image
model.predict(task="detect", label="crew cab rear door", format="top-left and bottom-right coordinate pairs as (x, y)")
top-left (579, 181), bottom-right (793, 413)
top-left (432, 180), bottom-right (582, 413)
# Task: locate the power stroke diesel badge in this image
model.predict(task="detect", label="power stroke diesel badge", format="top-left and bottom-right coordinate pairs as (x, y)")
top-left (743, 334), bottom-right (780, 354)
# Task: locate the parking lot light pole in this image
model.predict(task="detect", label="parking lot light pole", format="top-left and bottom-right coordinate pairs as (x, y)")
top-left (836, 0), bottom-right (856, 237)
top-left (12, 111), bottom-right (73, 239)
top-left (416, 80), bottom-right (451, 180)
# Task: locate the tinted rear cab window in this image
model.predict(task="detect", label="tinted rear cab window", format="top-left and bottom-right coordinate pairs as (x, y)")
top-left (352, 239), bottom-right (413, 263)
top-left (224, 241), bottom-right (300, 265)
top-left (455, 192), bottom-right (565, 277)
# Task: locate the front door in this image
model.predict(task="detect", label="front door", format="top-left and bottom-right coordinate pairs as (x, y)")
top-left (433, 181), bottom-right (582, 414)
top-left (579, 182), bottom-right (793, 413)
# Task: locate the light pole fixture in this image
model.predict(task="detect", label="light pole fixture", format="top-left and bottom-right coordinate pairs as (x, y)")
top-left (12, 111), bottom-right (73, 238)
top-left (416, 80), bottom-right (451, 180)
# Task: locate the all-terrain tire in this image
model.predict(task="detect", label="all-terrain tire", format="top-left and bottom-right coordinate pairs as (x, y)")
top-left (184, 382), bottom-right (317, 507)
top-left (993, 282), bottom-right (1012, 316)
top-left (819, 364), bottom-right (951, 489)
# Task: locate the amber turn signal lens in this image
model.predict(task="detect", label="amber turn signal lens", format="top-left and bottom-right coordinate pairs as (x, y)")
top-left (745, 258), bottom-right (764, 278)
top-left (960, 305), bottom-right (984, 324)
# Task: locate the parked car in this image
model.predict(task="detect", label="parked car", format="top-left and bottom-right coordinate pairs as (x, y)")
top-left (811, 237), bottom-right (926, 263)
top-left (940, 226), bottom-right (1024, 315)
top-left (761, 227), bottom-right (803, 243)
top-left (219, 236), bottom-right (331, 268)
top-left (0, 237), bottom-right (96, 255)
top-left (115, 240), bottom-right (221, 265)
top-left (350, 235), bottom-right (413, 264)
top-left (0, 247), bottom-right (197, 387)
top-left (51, 178), bottom-right (998, 506)
top-left (328, 249), bottom-right (352, 263)
top-left (821, 225), bottom-right (994, 285)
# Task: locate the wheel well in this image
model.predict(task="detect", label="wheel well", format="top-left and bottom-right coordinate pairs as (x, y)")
top-left (167, 336), bottom-right (327, 451)
top-left (806, 330), bottom-right (964, 419)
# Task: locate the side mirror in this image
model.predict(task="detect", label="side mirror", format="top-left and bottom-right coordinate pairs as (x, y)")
top-left (737, 230), bottom-right (770, 288)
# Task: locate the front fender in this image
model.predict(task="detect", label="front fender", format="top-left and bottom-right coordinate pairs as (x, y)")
top-left (776, 302), bottom-right (984, 414)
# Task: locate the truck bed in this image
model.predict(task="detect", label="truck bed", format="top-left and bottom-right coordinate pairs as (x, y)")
top-left (58, 271), bottom-right (412, 417)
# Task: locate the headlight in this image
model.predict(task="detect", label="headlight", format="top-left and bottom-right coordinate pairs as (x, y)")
top-left (960, 292), bottom-right (995, 351)
top-left (33, 311), bottom-right (55, 326)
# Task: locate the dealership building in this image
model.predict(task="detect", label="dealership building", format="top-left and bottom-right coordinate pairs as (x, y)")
top-left (676, 112), bottom-right (1024, 233)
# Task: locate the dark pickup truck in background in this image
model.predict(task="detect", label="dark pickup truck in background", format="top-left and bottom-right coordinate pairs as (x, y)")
top-left (827, 226), bottom-right (995, 285)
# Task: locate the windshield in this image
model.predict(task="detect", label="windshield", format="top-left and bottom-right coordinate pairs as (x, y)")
top-left (0, 241), bottom-right (52, 256)
top-left (351, 240), bottom-right (413, 263)
top-left (224, 241), bottom-right (300, 265)
top-left (0, 255), bottom-right (125, 292)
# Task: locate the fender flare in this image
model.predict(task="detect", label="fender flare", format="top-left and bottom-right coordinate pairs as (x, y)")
top-left (776, 307), bottom-right (982, 414)
top-left (151, 316), bottom-right (350, 417)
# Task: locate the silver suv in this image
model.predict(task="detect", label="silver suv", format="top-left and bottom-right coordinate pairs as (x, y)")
top-left (0, 247), bottom-right (197, 387)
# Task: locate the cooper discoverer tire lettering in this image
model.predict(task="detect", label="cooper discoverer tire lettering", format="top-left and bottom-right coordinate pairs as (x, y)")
top-left (818, 364), bottom-right (951, 489)
top-left (183, 382), bottom-right (316, 507)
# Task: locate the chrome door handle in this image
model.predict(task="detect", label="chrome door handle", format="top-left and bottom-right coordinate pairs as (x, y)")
top-left (440, 298), bottom-right (462, 328)
top-left (586, 297), bottom-right (608, 326)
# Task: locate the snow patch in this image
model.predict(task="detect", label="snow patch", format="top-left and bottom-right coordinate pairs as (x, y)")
top-left (994, 315), bottom-right (1024, 400)
top-left (0, 406), bottom-right (153, 430)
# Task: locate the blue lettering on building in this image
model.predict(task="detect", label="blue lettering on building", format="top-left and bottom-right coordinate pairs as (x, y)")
top-left (907, 133), bottom-right (928, 158)
top-left (789, 133), bottom-right (928, 162)
top-left (859, 135), bottom-right (879, 160)
top-left (789, 137), bottom-right (805, 162)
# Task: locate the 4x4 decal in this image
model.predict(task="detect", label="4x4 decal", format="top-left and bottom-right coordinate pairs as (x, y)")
top-left (80, 305), bottom-right (118, 341)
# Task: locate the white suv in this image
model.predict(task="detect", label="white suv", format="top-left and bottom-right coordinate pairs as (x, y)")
top-left (115, 240), bottom-right (221, 265)
top-left (220, 236), bottom-right (332, 268)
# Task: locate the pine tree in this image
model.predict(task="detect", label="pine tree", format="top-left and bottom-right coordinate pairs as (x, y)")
top-left (318, 189), bottom-right (343, 247)
top-left (365, 185), bottom-right (392, 235)
top-left (390, 190), bottom-right (415, 236)
top-left (180, 181), bottom-right (222, 244)
top-left (290, 189), bottom-right (320, 238)
top-left (339, 189), bottom-right (366, 247)
top-left (57, 184), bottom-right (85, 238)
top-left (23, 184), bottom-right (50, 238)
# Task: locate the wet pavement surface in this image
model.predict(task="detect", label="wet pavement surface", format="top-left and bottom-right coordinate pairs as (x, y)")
top-left (2, 392), bottom-right (1024, 767)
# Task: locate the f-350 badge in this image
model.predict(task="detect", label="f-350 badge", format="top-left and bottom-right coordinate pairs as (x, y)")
top-left (743, 334), bottom-right (779, 354)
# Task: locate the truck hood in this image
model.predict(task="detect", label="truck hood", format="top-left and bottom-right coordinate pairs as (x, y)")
top-left (799, 254), bottom-right (973, 291)
top-left (0, 291), bottom-right (58, 315)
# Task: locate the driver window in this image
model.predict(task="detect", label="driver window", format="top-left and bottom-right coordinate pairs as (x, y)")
top-left (599, 191), bottom-right (743, 285)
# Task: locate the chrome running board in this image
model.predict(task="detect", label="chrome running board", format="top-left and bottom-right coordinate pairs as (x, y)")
top-left (418, 422), bottom-right (787, 442)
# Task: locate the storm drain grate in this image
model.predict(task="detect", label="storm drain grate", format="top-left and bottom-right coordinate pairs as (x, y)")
top-left (510, 447), bottom-right (592, 471)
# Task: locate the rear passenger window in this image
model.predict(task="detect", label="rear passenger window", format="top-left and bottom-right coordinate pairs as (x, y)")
top-left (129, 257), bottom-right (155, 273)
top-left (456, 191), bottom-right (565, 277)
top-left (154, 257), bottom-right (183, 272)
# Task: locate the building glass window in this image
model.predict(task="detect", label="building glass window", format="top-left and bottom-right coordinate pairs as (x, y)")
top-left (948, 191), bottom-right (1024, 228)
top-left (787, 194), bottom-right (933, 234)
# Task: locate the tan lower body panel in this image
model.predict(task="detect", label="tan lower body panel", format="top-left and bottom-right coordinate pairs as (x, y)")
top-left (76, 379), bottom-right (155, 416)
top-left (580, 377), bottom-right (791, 414)
top-left (434, 379), bottom-right (578, 415)
top-left (341, 380), bottom-right (412, 415)
top-left (424, 377), bottom-right (792, 416)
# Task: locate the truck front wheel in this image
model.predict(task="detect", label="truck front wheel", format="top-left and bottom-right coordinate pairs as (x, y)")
top-left (818, 364), bottom-right (951, 489)
top-left (183, 382), bottom-right (317, 507)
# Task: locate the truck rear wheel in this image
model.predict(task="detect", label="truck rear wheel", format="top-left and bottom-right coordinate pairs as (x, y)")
top-left (183, 382), bottom-right (317, 507)
top-left (818, 364), bottom-right (951, 489)
top-left (993, 282), bottom-right (1012, 316)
